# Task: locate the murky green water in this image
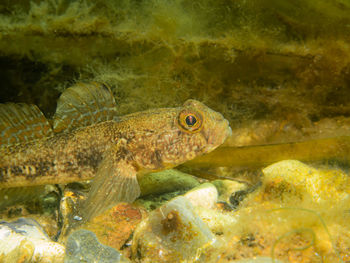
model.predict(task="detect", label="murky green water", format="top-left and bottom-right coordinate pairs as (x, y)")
top-left (1, 1), bottom-right (350, 262)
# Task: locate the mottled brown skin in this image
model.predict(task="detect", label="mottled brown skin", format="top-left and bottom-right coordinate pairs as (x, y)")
top-left (0, 100), bottom-right (231, 189)
top-left (0, 123), bottom-right (110, 187)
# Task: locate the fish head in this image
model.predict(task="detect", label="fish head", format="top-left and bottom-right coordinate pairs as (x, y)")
top-left (128, 99), bottom-right (232, 171)
top-left (168, 99), bottom-right (231, 165)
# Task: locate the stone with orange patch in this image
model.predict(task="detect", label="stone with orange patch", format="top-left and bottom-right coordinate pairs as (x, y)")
top-left (83, 203), bottom-right (145, 252)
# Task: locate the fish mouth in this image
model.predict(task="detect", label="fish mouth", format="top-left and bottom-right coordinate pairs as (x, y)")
top-left (205, 119), bottom-right (232, 152)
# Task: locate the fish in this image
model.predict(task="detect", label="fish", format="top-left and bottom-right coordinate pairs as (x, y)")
top-left (0, 82), bottom-right (231, 222)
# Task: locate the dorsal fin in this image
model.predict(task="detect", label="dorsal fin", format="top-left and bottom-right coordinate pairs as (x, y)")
top-left (53, 82), bottom-right (118, 133)
top-left (0, 103), bottom-right (53, 146)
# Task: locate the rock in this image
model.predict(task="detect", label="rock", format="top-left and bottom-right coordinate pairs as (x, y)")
top-left (183, 182), bottom-right (239, 237)
top-left (59, 185), bottom-right (144, 257)
top-left (262, 160), bottom-right (350, 204)
top-left (136, 191), bottom-right (185, 211)
top-left (194, 207), bottom-right (237, 236)
top-left (0, 218), bottom-right (65, 263)
top-left (82, 203), bottom-right (144, 252)
top-left (136, 169), bottom-right (202, 210)
top-left (212, 179), bottom-right (247, 204)
top-left (138, 169), bottom-right (200, 196)
top-left (184, 183), bottom-right (218, 208)
top-left (64, 229), bottom-right (130, 263)
top-left (132, 196), bottom-right (217, 262)
top-left (0, 185), bottom-right (60, 212)
top-left (0, 185), bottom-right (61, 238)
top-left (213, 160), bottom-right (350, 263)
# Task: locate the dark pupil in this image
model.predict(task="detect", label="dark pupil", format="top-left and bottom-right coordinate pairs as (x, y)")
top-left (185, 115), bottom-right (197, 126)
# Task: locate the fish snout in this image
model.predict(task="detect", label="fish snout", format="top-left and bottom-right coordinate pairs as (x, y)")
top-left (205, 117), bottom-right (231, 151)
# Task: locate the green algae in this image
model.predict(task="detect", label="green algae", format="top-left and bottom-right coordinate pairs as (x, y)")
top-left (1, 0), bottom-right (350, 132)
top-left (136, 190), bottom-right (187, 211)
top-left (268, 208), bottom-right (343, 263)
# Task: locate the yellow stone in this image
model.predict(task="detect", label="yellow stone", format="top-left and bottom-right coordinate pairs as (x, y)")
top-left (262, 160), bottom-right (350, 203)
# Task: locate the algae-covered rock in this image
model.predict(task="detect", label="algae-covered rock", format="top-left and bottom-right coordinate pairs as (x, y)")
top-left (0, 218), bottom-right (65, 263)
top-left (139, 169), bottom-right (200, 196)
top-left (132, 196), bottom-right (217, 262)
top-left (136, 169), bottom-right (202, 210)
top-left (211, 160), bottom-right (350, 262)
top-left (262, 160), bottom-right (350, 204)
top-left (65, 229), bottom-right (130, 263)
top-left (80, 203), bottom-right (144, 252)
top-left (60, 187), bottom-right (143, 253)
top-left (230, 257), bottom-right (284, 263)
top-left (0, 185), bottom-right (60, 212)
top-left (212, 179), bottom-right (247, 204)
top-left (0, 185), bottom-right (61, 238)
top-left (194, 206), bottom-right (237, 236)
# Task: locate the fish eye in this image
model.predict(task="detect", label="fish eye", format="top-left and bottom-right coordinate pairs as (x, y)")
top-left (177, 110), bottom-right (203, 132)
top-left (185, 114), bottom-right (197, 126)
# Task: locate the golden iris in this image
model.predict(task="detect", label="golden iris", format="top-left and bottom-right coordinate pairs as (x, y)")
top-left (177, 110), bottom-right (203, 132)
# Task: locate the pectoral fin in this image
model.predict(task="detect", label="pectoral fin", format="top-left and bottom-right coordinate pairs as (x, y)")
top-left (77, 152), bottom-right (140, 223)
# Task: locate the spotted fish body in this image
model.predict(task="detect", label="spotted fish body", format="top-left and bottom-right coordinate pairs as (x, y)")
top-left (0, 83), bottom-right (231, 221)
